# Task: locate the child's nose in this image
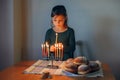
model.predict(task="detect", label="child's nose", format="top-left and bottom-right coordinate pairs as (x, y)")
top-left (57, 21), bottom-right (60, 24)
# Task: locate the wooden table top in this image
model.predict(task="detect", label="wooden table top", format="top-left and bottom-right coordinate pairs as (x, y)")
top-left (0, 60), bottom-right (115, 80)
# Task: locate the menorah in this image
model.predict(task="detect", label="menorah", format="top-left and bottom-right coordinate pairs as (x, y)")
top-left (41, 33), bottom-right (64, 69)
top-left (41, 42), bottom-right (63, 60)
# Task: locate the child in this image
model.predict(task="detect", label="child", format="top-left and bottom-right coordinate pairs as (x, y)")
top-left (45, 5), bottom-right (75, 60)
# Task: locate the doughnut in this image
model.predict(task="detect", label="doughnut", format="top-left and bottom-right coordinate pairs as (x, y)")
top-left (73, 57), bottom-right (88, 65)
top-left (89, 61), bottom-right (100, 72)
top-left (64, 62), bottom-right (78, 73)
top-left (65, 58), bottom-right (74, 63)
top-left (78, 64), bottom-right (90, 75)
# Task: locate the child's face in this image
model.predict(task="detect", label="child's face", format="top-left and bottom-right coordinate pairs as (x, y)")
top-left (52, 15), bottom-right (66, 28)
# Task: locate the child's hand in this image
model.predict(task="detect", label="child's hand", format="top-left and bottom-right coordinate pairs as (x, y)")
top-left (58, 43), bottom-right (63, 49)
top-left (50, 45), bottom-right (55, 52)
top-left (50, 43), bottom-right (63, 52)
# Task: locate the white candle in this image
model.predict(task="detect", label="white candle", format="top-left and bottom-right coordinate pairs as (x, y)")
top-left (61, 44), bottom-right (63, 60)
top-left (48, 45), bottom-right (50, 58)
top-left (55, 33), bottom-right (58, 44)
top-left (45, 42), bottom-right (48, 57)
top-left (46, 43), bottom-right (49, 58)
top-left (56, 44), bottom-right (58, 59)
top-left (58, 44), bottom-right (61, 60)
top-left (55, 44), bottom-right (57, 59)
top-left (41, 44), bottom-right (44, 57)
top-left (43, 44), bottom-right (46, 56)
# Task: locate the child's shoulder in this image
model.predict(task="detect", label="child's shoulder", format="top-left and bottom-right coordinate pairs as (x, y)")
top-left (46, 28), bottom-right (54, 33)
top-left (67, 27), bottom-right (74, 32)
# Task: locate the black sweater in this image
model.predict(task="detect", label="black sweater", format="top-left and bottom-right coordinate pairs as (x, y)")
top-left (45, 27), bottom-right (76, 60)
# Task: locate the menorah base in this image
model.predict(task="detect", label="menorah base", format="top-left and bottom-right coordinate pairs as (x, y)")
top-left (46, 65), bottom-right (59, 69)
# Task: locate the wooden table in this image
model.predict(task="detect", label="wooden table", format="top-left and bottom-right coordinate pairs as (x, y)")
top-left (0, 61), bottom-right (115, 80)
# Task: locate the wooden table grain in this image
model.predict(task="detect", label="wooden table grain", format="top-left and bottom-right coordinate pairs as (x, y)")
top-left (0, 61), bottom-right (115, 80)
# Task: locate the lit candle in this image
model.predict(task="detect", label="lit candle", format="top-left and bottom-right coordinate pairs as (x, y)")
top-left (48, 45), bottom-right (50, 58)
top-left (41, 44), bottom-right (44, 57)
top-left (56, 43), bottom-right (58, 59)
top-left (55, 33), bottom-right (58, 44)
top-left (46, 43), bottom-right (49, 58)
top-left (45, 42), bottom-right (48, 57)
top-left (43, 44), bottom-right (46, 56)
top-left (61, 44), bottom-right (63, 60)
top-left (58, 43), bottom-right (61, 60)
top-left (54, 44), bottom-right (57, 59)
